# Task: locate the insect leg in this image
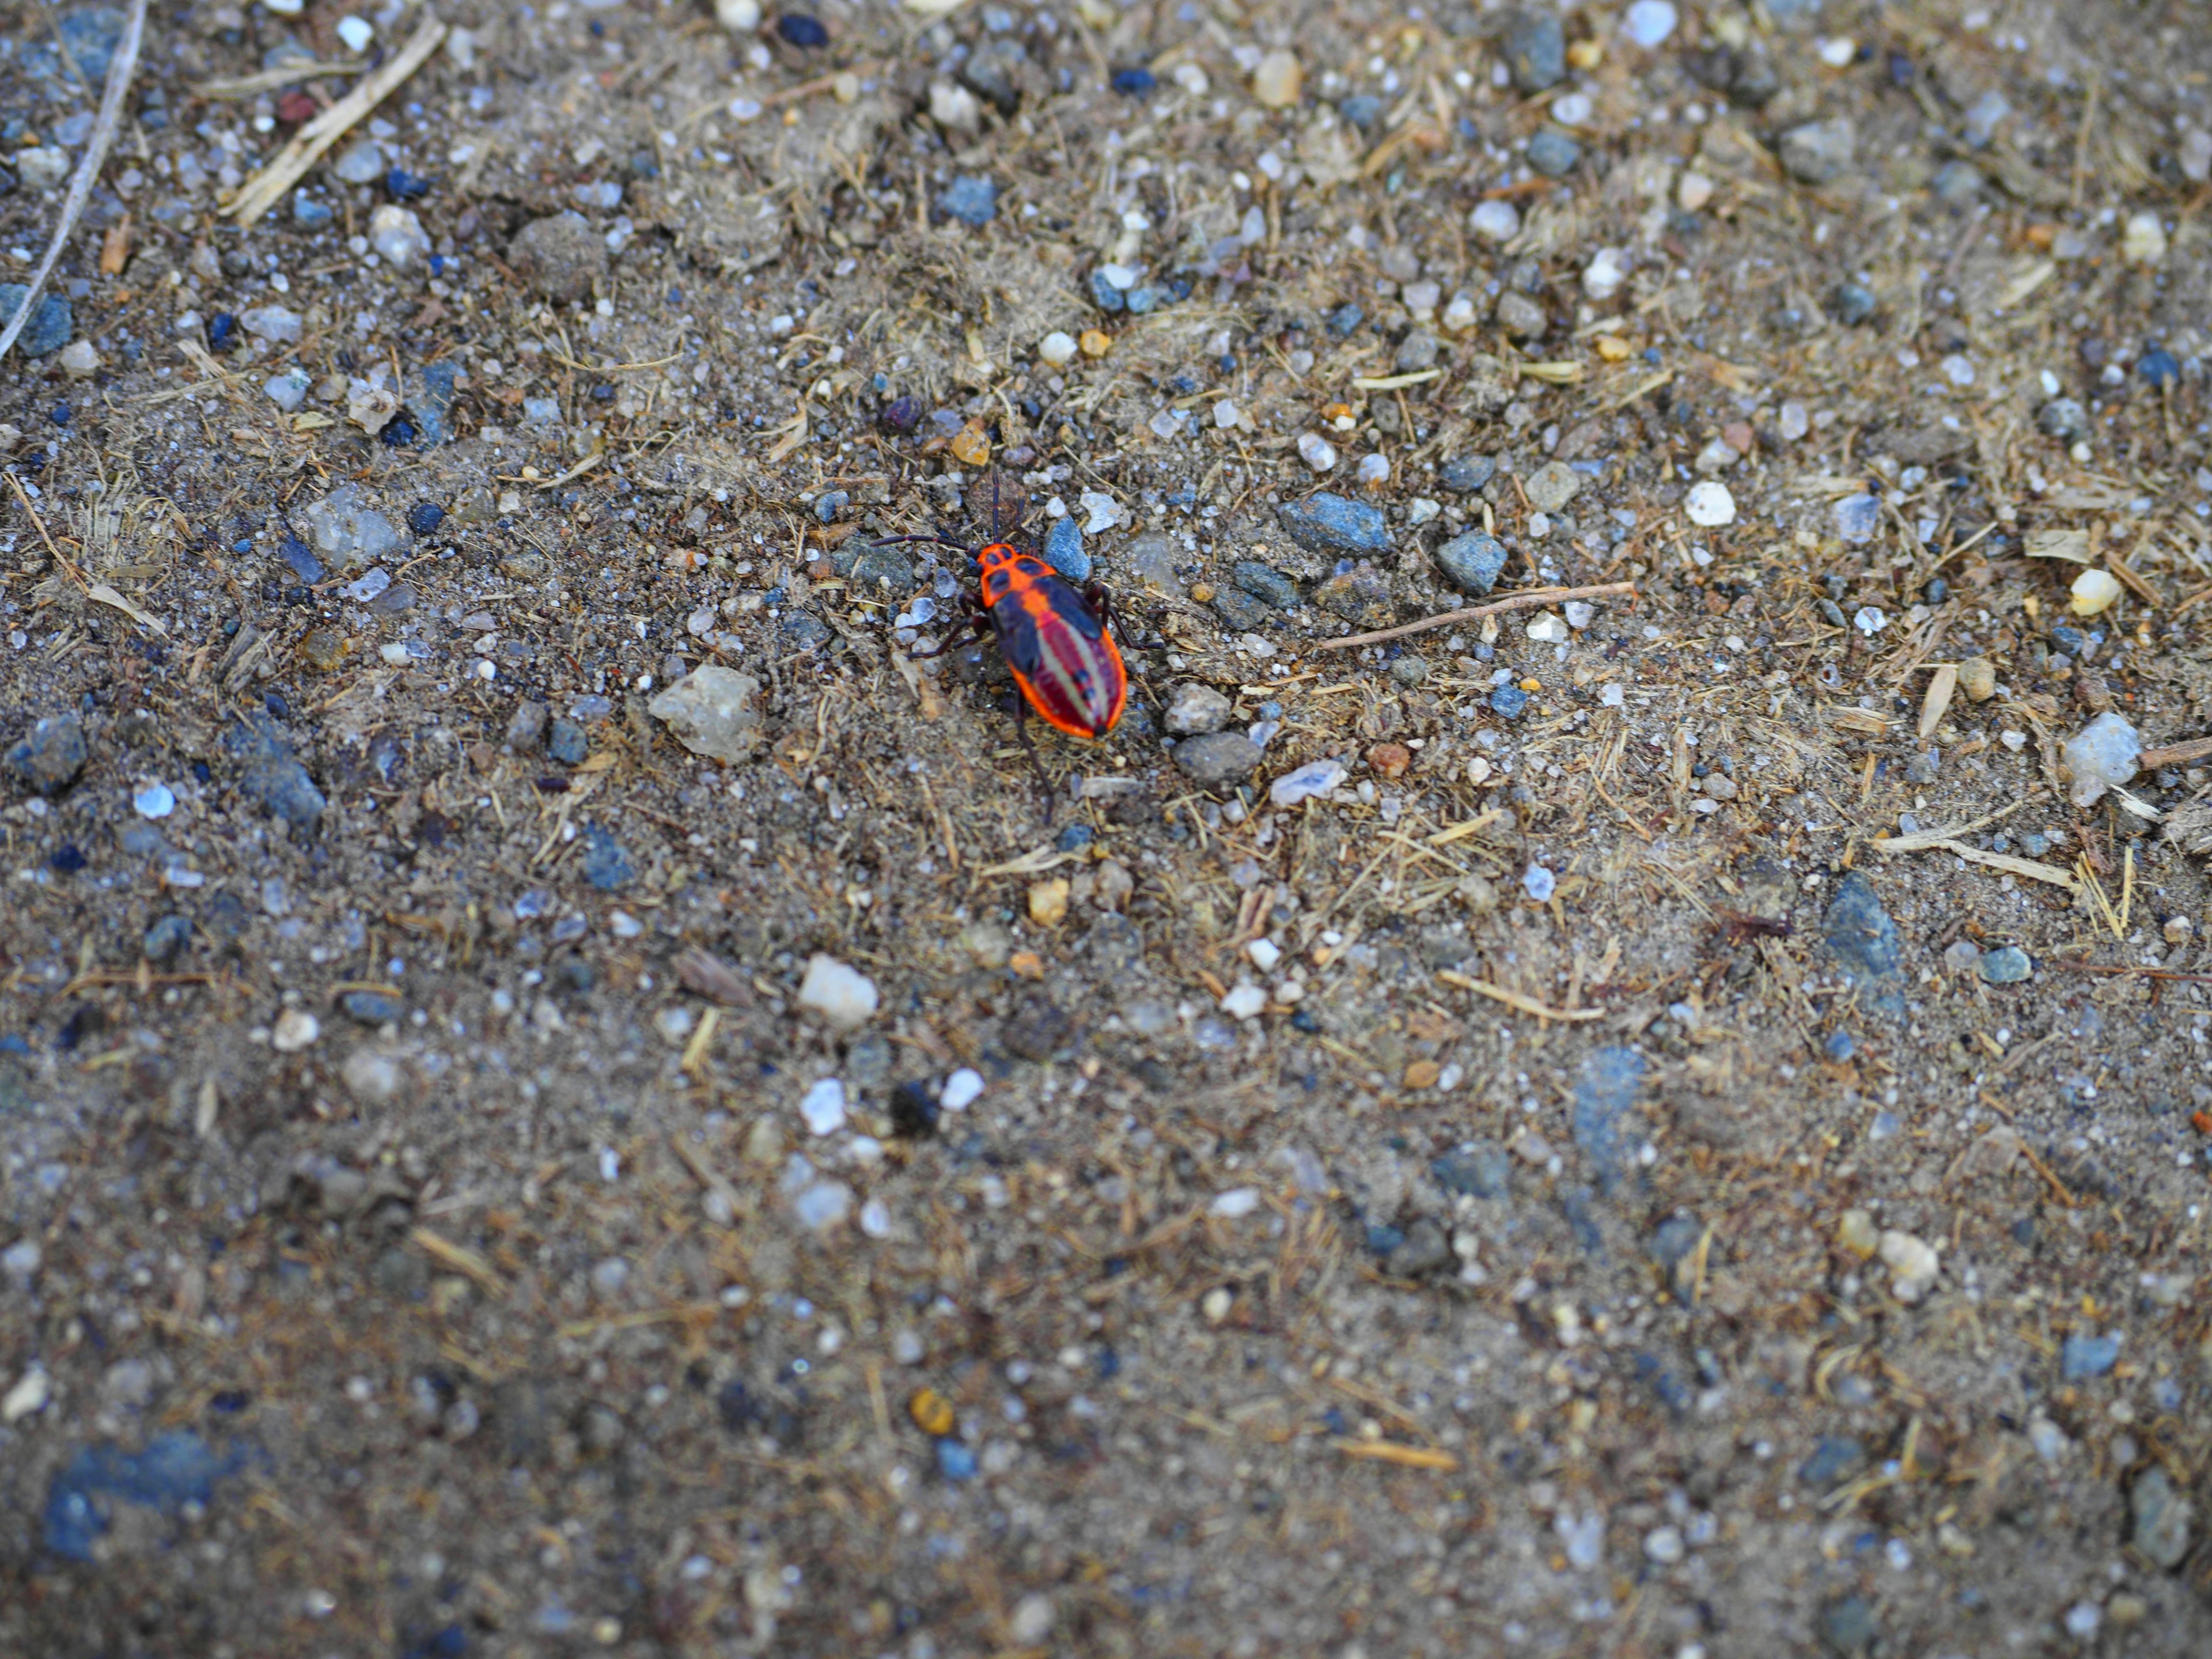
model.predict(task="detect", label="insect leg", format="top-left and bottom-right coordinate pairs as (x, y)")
top-left (1010, 689), bottom-right (1056, 824)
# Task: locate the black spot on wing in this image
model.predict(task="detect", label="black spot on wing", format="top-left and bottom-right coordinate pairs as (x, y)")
top-left (1037, 573), bottom-right (1104, 641)
top-left (992, 597), bottom-right (1044, 675)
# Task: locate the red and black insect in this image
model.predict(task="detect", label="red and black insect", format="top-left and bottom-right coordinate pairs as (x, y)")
top-left (872, 528), bottom-right (1127, 808)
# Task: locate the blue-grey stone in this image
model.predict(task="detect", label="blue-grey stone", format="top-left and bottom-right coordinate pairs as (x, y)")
top-left (2036, 397), bottom-right (2086, 440)
top-left (292, 193), bottom-right (335, 227)
top-left (1435, 530), bottom-right (1508, 594)
top-left (1275, 493), bottom-right (1390, 557)
top-left (1043, 516), bottom-right (1089, 582)
top-left (43, 1431), bottom-right (248, 1563)
top-left (849, 541), bottom-right (912, 594)
top-left (0, 284), bottom-right (72, 357)
top-left (939, 175), bottom-right (997, 228)
top-left (1823, 872), bottom-right (1902, 1014)
top-left (278, 535), bottom-right (323, 584)
top-left (1831, 281), bottom-right (1877, 325)
top-left (1489, 684), bottom-right (1528, 719)
top-left (547, 718), bottom-right (589, 766)
top-left (1819, 1594), bottom-right (1879, 1657)
top-left (1439, 454), bottom-right (1496, 493)
top-left (1572, 1046), bottom-right (1643, 1193)
top-left (1327, 302), bottom-right (1364, 336)
top-left (1124, 285), bottom-right (1162, 315)
top-left (1340, 94), bottom-right (1382, 130)
top-left (1213, 586), bottom-right (1273, 630)
top-left (1824, 1029), bottom-right (1855, 1061)
top-left (142, 915), bottom-right (191, 963)
top-left (1647, 1214), bottom-right (1703, 1267)
top-left (1800, 1435), bottom-right (1864, 1487)
top-left (813, 488), bottom-right (849, 524)
top-left (1979, 945), bottom-right (2031, 984)
top-left (416, 358), bottom-right (459, 445)
top-left (581, 826), bottom-right (632, 891)
top-left (1433, 1142), bottom-right (1511, 1199)
top-left (781, 612), bottom-right (832, 647)
top-left (1230, 561), bottom-right (1298, 608)
top-left (1088, 270), bottom-right (1126, 314)
top-left (225, 715), bottom-right (323, 833)
top-left (1527, 128), bottom-right (1581, 176)
top-left (2131, 1468), bottom-right (2194, 1569)
top-left (340, 990), bottom-right (406, 1025)
top-left (1503, 10), bottom-right (1565, 92)
top-left (5, 714), bottom-right (87, 794)
top-left (2061, 1332), bottom-right (2120, 1380)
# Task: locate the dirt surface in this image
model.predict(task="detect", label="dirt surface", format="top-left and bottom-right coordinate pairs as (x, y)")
top-left (5, 0), bottom-right (2212, 1653)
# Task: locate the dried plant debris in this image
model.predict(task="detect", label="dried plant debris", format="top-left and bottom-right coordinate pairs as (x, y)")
top-left (4, 1), bottom-right (2212, 1655)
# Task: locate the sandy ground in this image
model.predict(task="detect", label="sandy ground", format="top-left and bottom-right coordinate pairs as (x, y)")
top-left (3, 0), bottom-right (2212, 1653)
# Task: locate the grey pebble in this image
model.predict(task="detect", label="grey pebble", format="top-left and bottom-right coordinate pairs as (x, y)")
top-left (547, 718), bottom-right (590, 766)
top-left (0, 285), bottom-right (72, 358)
top-left (5, 714), bottom-right (88, 795)
top-left (581, 825), bottom-right (634, 891)
top-left (507, 212), bottom-right (607, 304)
top-left (1522, 461), bottom-right (1582, 514)
top-left (341, 990), bottom-right (406, 1025)
top-left (1229, 562), bottom-right (1298, 609)
top-left (781, 612), bottom-right (832, 648)
top-left (143, 914), bottom-right (192, 963)
top-left (2131, 1467), bottom-right (2195, 1570)
top-left (1823, 872), bottom-right (1903, 1015)
top-left (1439, 454), bottom-right (1497, 493)
top-left (1502, 10), bottom-right (1565, 92)
top-left (2036, 397), bottom-right (2088, 441)
top-left (1171, 730), bottom-right (1262, 785)
top-left (1393, 330), bottom-right (1441, 374)
top-left (1779, 118), bottom-right (1856, 187)
top-left (1164, 683), bottom-right (1233, 736)
top-left (1434, 531), bottom-right (1508, 596)
top-left (1526, 128), bottom-right (1581, 176)
top-left (1979, 945), bottom-right (2031, 984)
top-left (940, 175), bottom-right (998, 228)
top-left (1043, 517), bottom-right (1089, 582)
top-left (1495, 291), bottom-right (1548, 340)
top-left (1275, 493), bottom-right (1390, 557)
top-left (1432, 1142), bottom-right (1511, 1199)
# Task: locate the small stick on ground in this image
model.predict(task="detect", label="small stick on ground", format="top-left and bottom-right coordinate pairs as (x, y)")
top-left (0, 0), bottom-right (146, 361)
top-left (223, 17), bottom-right (446, 226)
top-left (1315, 582), bottom-right (1637, 652)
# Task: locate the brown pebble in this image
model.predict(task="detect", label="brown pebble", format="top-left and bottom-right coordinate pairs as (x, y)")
top-left (949, 419), bottom-right (993, 467)
top-left (297, 627), bottom-right (347, 672)
top-left (1402, 1059), bottom-right (1441, 1090)
top-left (1079, 328), bottom-right (1112, 358)
top-left (1367, 743), bottom-right (1412, 780)
top-left (1958, 656), bottom-right (1997, 701)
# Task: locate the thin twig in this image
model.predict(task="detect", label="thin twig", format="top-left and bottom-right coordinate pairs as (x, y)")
top-left (223, 18), bottom-right (446, 226)
top-left (1315, 582), bottom-right (1638, 651)
top-left (2138, 735), bottom-right (2212, 770)
top-left (0, 0), bottom-right (147, 361)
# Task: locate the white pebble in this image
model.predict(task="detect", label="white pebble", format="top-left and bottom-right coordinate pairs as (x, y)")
top-left (58, 339), bottom-right (99, 379)
top-left (1441, 292), bottom-right (1479, 332)
top-left (1270, 757), bottom-right (1346, 807)
top-left (1525, 612), bottom-right (1569, 644)
top-left (271, 1008), bottom-right (320, 1053)
top-left (1582, 247), bottom-right (1627, 300)
top-left (342, 1047), bottom-right (400, 1103)
top-left (1357, 453), bottom-right (1389, 486)
top-left (2069, 567), bottom-right (2121, 617)
top-left (2, 1364), bottom-right (50, 1423)
top-left (264, 368), bottom-right (310, 412)
top-left (335, 14), bottom-right (374, 53)
top-left (2122, 211), bottom-right (2168, 266)
top-left (1221, 983), bottom-right (1268, 1021)
top-left (1469, 200), bottom-right (1521, 243)
top-left (796, 954), bottom-right (878, 1028)
top-left (1079, 489), bottom-right (1125, 533)
top-left (1854, 605), bottom-right (1887, 635)
top-left (1563, 600), bottom-right (1594, 630)
top-left (1622, 0), bottom-right (1679, 47)
top-left (1037, 331), bottom-right (1078, 367)
top-left (859, 1197), bottom-right (892, 1237)
top-left (1676, 171), bottom-right (1714, 212)
top-left (800, 1078), bottom-right (847, 1137)
top-left (1209, 1187), bottom-right (1260, 1218)
top-left (1522, 865), bottom-right (1556, 902)
top-left (1213, 399), bottom-right (1241, 430)
top-left (940, 1067), bottom-right (984, 1111)
top-left (714, 0), bottom-right (761, 31)
top-left (1551, 93), bottom-right (1593, 127)
top-left (1297, 433), bottom-right (1338, 472)
top-left (794, 1182), bottom-right (852, 1230)
top-left (1683, 480), bottom-right (1736, 527)
top-left (1246, 937), bottom-right (1282, 972)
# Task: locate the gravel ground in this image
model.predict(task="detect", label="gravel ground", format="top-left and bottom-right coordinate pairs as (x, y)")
top-left (5, 0), bottom-right (2212, 1654)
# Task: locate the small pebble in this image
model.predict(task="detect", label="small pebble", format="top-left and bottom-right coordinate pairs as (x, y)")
top-left (1251, 49), bottom-right (1302, 109)
top-left (271, 1009), bottom-right (321, 1053)
top-left (1978, 945), bottom-right (2031, 984)
top-left (797, 954), bottom-right (878, 1028)
top-left (1270, 757), bottom-right (1346, 808)
top-left (776, 13), bottom-right (829, 47)
top-left (1684, 481), bottom-right (1736, 527)
top-left (1173, 732), bottom-right (1262, 786)
top-left (1297, 433), bottom-right (1338, 472)
top-left (1164, 683), bottom-right (1233, 736)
